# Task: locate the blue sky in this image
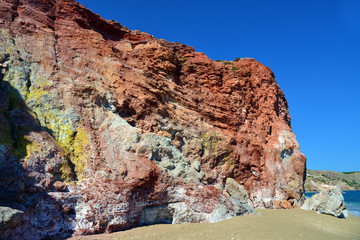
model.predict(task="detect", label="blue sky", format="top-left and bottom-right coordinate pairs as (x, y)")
top-left (77, 0), bottom-right (360, 172)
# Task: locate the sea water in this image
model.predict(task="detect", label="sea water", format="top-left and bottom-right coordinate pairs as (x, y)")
top-left (305, 190), bottom-right (360, 217)
top-left (343, 191), bottom-right (360, 217)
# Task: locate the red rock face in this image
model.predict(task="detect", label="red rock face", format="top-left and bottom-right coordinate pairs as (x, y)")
top-left (0, 0), bottom-right (306, 238)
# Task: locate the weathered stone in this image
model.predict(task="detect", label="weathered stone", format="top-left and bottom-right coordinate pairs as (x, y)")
top-left (214, 183), bottom-right (223, 192)
top-left (301, 186), bottom-right (349, 218)
top-left (0, 0), bottom-right (306, 238)
top-left (140, 205), bottom-right (174, 225)
top-left (53, 181), bottom-right (67, 192)
top-left (224, 178), bottom-right (249, 204)
top-left (0, 207), bottom-right (23, 230)
top-left (168, 194), bottom-right (253, 224)
top-left (192, 161), bottom-right (201, 172)
top-left (273, 200), bottom-right (292, 209)
top-left (198, 171), bottom-right (206, 180)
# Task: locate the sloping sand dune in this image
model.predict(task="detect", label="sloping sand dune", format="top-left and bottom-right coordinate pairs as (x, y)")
top-left (69, 209), bottom-right (360, 240)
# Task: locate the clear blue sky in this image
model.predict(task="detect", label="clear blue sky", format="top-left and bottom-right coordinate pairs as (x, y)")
top-left (77, 0), bottom-right (360, 172)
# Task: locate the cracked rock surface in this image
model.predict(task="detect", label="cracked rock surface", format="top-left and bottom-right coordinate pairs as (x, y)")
top-left (0, 0), bottom-right (305, 238)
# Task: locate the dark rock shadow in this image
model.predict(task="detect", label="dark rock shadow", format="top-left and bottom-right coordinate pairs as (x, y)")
top-left (73, 5), bottom-right (126, 41)
top-left (0, 80), bottom-right (75, 239)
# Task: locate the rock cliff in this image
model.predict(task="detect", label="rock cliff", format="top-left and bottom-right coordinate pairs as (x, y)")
top-left (0, 0), bottom-right (306, 238)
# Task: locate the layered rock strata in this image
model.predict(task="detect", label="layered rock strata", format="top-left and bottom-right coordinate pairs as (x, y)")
top-left (0, 0), bottom-right (306, 238)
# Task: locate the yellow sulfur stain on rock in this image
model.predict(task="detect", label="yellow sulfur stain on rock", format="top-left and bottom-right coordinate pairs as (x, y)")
top-left (26, 87), bottom-right (48, 106)
top-left (24, 140), bottom-right (40, 158)
top-left (72, 126), bottom-right (91, 181)
top-left (26, 85), bottom-right (76, 152)
top-left (202, 131), bottom-right (219, 156)
top-left (25, 85), bottom-right (81, 182)
top-left (60, 161), bottom-right (73, 183)
top-left (59, 126), bottom-right (92, 183)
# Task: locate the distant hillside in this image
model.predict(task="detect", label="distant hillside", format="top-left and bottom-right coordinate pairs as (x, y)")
top-left (305, 170), bottom-right (360, 192)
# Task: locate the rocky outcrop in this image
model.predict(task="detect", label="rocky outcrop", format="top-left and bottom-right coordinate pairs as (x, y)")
top-left (301, 186), bottom-right (349, 218)
top-left (0, 207), bottom-right (23, 231)
top-left (0, 0), bottom-right (306, 238)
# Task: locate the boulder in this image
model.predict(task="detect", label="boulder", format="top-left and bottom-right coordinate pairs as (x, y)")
top-left (301, 185), bottom-right (349, 218)
top-left (224, 178), bottom-right (249, 204)
top-left (53, 181), bottom-right (67, 192)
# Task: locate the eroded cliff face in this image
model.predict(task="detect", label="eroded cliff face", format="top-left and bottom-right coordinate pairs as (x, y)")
top-left (0, 0), bottom-right (306, 238)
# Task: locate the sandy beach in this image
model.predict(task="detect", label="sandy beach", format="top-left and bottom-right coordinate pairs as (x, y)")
top-left (69, 209), bottom-right (360, 240)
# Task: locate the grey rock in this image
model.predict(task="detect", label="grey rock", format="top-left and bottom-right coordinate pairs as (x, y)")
top-left (214, 183), bottom-right (223, 192)
top-left (139, 133), bottom-right (198, 182)
top-left (198, 171), bottom-right (205, 180)
top-left (0, 206), bottom-right (23, 230)
top-left (192, 160), bottom-right (201, 172)
top-left (208, 198), bottom-right (254, 223)
top-left (301, 185), bottom-right (349, 218)
top-left (225, 178), bottom-right (249, 204)
top-left (140, 204), bottom-right (174, 225)
top-left (169, 202), bottom-right (203, 223)
top-left (2, 197), bottom-right (73, 239)
top-left (168, 196), bottom-right (254, 224)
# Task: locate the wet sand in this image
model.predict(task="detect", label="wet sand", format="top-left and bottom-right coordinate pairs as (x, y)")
top-left (69, 209), bottom-right (360, 240)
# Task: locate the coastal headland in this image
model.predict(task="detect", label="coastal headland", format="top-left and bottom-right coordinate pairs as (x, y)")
top-left (305, 170), bottom-right (360, 192)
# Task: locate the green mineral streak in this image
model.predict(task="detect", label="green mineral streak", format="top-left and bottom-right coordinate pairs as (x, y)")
top-left (202, 131), bottom-right (219, 156)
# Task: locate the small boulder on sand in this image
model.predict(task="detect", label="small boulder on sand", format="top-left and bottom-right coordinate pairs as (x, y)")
top-left (301, 185), bottom-right (349, 218)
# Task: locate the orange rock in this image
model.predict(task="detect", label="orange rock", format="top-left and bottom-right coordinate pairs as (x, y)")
top-left (54, 181), bottom-right (67, 192)
top-left (0, 0), bottom-right (306, 238)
